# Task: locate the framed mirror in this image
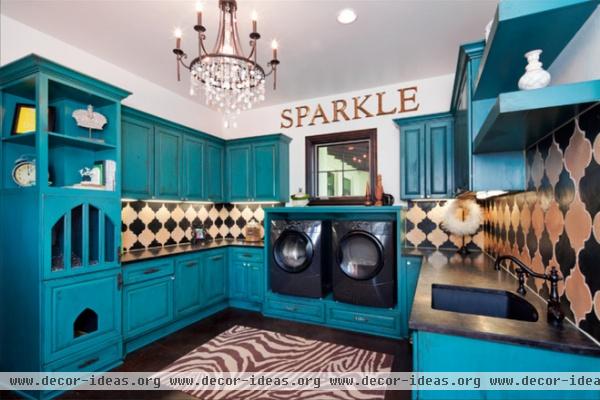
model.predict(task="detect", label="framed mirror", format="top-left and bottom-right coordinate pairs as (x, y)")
top-left (305, 129), bottom-right (377, 205)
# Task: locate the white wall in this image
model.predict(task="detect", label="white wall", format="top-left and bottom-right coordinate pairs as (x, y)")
top-left (549, 7), bottom-right (600, 84)
top-left (0, 15), bottom-right (223, 135)
top-left (223, 75), bottom-right (455, 204)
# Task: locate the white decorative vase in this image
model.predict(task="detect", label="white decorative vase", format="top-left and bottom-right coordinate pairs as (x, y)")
top-left (518, 49), bottom-right (551, 90)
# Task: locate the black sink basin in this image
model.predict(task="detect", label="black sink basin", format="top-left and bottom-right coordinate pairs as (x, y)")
top-left (431, 284), bottom-right (539, 322)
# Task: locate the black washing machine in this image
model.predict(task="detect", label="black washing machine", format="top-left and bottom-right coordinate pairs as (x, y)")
top-left (332, 220), bottom-right (396, 308)
top-left (269, 220), bottom-right (331, 298)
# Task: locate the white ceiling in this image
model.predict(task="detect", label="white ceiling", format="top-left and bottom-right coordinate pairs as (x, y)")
top-left (1, 0), bottom-right (498, 107)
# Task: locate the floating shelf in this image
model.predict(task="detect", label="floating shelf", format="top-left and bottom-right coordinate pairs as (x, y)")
top-left (473, 80), bottom-right (600, 154)
top-left (473, 0), bottom-right (599, 100)
top-left (2, 132), bottom-right (36, 146)
top-left (48, 132), bottom-right (116, 151)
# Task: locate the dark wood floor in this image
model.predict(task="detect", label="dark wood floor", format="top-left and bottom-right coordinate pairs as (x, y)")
top-left (5, 308), bottom-right (412, 400)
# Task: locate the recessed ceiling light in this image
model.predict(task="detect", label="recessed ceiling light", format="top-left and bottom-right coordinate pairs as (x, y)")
top-left (337, 8), bottom-right (357, 24)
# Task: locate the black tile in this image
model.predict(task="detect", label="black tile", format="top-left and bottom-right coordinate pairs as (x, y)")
top-left (165, 203), bottom-right (177, 212)
top-left (148, 219), bottom-right (162, 234)
top-left (554, 169), bottom-right (576, 214)
top-left (179, 218), bottom-right (190, 232)
top-left (164, 217), bottom-right (177, 232)
top-left (555, 232), bottom-right (576, 278)
top-left (164, 238), bottom-right (177, 247)
top-left (130, 200), bottom-right (146, 213)
top-left (526, 227), bottom-right (538, 259)
top-left (148, 202), bottom-right (163, 212)
top-left (416, 218), bottom-right (436, 235)
top-left (148, 239), bottom-right (161, 249)
top-left (516, 225), bottom-right (526, 253)
top-left (579, 159), bottom-right (600, 216)
top-left (130, 241), bottom-right (145, 251)
top-left (538, 229), bottom-right (554, 267)
top-left (579, 236), bottom-right (600, 294)
top-left (578, 103), bottom-right (600, 141)
top-left (129, 218), bottom-right (145, 235)
top-left (579, 311), bottom-right (600, 344)
top-left (554, 120), bottom-right (576, 152)
top-left (224, 216), bottom-right (235, 228)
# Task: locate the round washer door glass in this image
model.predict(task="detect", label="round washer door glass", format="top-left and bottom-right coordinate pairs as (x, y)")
top-left (338, 232), bottom-right (383, 280)
top-left (274, 231), bottom-right (314, 273)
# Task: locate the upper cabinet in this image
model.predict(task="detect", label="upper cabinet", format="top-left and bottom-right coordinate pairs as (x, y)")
top-left (225, 135), bottom-right (291, 203)
top-left (121, 107), bottom-right (225, 201)
top-left (397, 114), bottom-right (453, 200)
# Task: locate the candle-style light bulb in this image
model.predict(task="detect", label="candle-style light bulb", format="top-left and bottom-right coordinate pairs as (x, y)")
top-left (195, 1), bottom-right (203, 26)
top-left (174, 28), bottom-right (183, 39)
top-left (251, 10), bottom-right (258, 33)
top-left (271, 39), bottom-right (278, 59)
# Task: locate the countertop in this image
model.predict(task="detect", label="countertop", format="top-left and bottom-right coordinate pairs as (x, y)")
top-left (405, 248), bottom-right (600, 357)
top-left (121, 239), bottom-right (264, 264)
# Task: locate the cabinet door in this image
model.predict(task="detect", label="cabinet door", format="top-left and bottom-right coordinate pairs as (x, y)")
top-left (123, 276), bottom-right (174, 339)
top-left (155, 127), bottom-right (182, 199)
top-left (400, 123), bottom-right (425, 199)
top-left (174, 257), bottom-right (203, 317)
top-left (122, 117), bottom-right (154, 198)
top-left (204, 250), bottom-right (227, 306)
top-left (227, 144), bottom-right (252, 201)
top-left (253, 142), bottom-right (277, 201)
top-left (229, 261), bottom-right (248, 300)
top-left (247, 262), bottom-right (264, 303)
top-left (425, 119), bottom-right (453, 198)
top-left (404, 257), bottom-right (422, 310)
top-left (205, 142), bottom-right (224, 202)
top-left (453, 79), bottom-right (470, 194)
top-left (183, 135), bottom-right (205, 200)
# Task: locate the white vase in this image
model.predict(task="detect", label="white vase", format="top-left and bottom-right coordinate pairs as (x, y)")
top-left (518, 49), bottom-right (551, 90)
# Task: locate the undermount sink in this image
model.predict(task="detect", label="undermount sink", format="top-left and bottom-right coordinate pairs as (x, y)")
top-left (431, 284), bottom-right (539, 322)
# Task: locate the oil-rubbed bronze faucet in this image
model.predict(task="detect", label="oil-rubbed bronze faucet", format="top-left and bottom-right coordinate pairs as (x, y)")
top-left (495, 255), bottom-right (564, 326)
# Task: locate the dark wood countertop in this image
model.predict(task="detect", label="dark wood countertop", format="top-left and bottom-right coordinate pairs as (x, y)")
top-left (121, 239), bottom-right (264, 264)
top-left (405, 248), bottom-right (600, 357)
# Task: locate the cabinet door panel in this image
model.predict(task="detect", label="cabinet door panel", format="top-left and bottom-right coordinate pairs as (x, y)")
top-left (247, 262), bottom-right (264, 303)
top-left (205, 251), bottom-right (227, 306)
top-left (426, 120), bottom-right (453, 198)
top-left (123, 276), bottom-right (174, 339)
top-left (175, 258), bottom-right (203, 317)
top-left (253, 143), bottom-right (277, 201)
top-left (227, 145), bottom-right (252, 201)
top-left (183, 136), bottom-right (205, 200)
top-left (400, 124), bottom-right (425, 199)
top-left (205, 143), bottom-right (224, 202)
top-left (155, 127), bottom-right (182, 199)
top-left (229, 262), bottom-right (248, 300)
top-left (122, 117), bottom-right (154, 198)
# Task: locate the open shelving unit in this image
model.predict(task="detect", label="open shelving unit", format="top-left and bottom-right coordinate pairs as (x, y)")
top-left (473, 0), bottom-right (599, 100)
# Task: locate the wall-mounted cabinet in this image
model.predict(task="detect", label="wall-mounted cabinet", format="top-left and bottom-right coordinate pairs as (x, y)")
top-left (396, 114), bottom-right (454, 200)
top-left (225, 134), bottom-right (291, 203)
top-left (121, 107), bottom-right (225, 202)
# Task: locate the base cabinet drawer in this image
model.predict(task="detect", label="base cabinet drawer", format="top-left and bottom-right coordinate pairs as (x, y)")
top-left (264, 296), bottom-right (324, 323)
top-left (326, 305), bottom-right (401, 336)
top-left (46, 341), bottom-right (122, 372)
top-left (230, 248), bottom-right (264, 263)
top-left (123, 276), bottom-right (175, 339)
top-left (123, 259), bottom-right (174, 285)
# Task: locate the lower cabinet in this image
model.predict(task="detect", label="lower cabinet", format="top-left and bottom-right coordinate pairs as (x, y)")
top-left (205, 250), bottom-right (228, 306)
top-left (175, 256), bottom-right (204, 317)
top-left (263, 294), bottom-right (325, 324)
top-left (123, 276), bottom-right (174, 339)
top-left (229, 248), bottom-right (264, 310)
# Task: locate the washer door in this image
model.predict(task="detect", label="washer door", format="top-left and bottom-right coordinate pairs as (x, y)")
top-left (273, 230), bottom-right (314, 273)
top-left (337, 231), bottom-right (384, 280)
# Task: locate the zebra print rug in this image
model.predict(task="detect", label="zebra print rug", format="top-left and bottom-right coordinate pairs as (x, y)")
top-left (160, 325), bottom-right (393, 399)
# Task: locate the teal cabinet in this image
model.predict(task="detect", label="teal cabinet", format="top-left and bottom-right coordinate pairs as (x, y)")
top-left (122, 116), bottom-right (154, 199)
top-left (123, 276), bottom-right (174, 339)
top-left (175, 256), bottom-right (204, 317)
top-left (182, 135), bottom-right (204, 201)
top-left (397, 115), bottom-right (453, 200)
top-left (204, 250), bottom-right (227, 306)
top-left (205, 141), bottom-right (225, 202)
top-left (226, 144), bottom-right (252, 201)
top-left (154, 126), bottom-right (182, 199)
top-left (229, 247), bottom-right (264, 310)
top-left (225, 134), bottom-right (290, 202)
top-left (404, 256), bottom-right (422, 311)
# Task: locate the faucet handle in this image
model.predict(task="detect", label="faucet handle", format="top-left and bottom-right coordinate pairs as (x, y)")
top-left (516, 267), bottom-right (527, 296)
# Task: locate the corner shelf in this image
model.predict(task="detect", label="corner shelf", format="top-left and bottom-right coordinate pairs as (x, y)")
top-left (473, 0), bottom-right (599, 100)
top-left (473, 80), bottom-right (600, 154)
top-left (2, 132), bottom-right (36, 146)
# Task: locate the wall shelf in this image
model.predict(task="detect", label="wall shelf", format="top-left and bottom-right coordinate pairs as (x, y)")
top-left (473, 80), bottom-right (600, 154)
top-left (473, 0), bottom-right (599, 100)
top-left (1, 132), bottom-right (36, 146)
top-left (48, 132), bottom-right (116, 151)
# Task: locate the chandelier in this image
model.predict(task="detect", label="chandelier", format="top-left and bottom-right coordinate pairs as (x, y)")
top-left (172, 0), bottom-right (280, 128)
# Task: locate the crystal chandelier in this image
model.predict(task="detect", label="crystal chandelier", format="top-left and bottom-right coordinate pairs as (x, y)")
top-left (172, 0), bottom-right (280, 128)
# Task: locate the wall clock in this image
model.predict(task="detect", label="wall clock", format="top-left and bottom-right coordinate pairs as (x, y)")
top-left (12, 155), bottom-right (36, 187)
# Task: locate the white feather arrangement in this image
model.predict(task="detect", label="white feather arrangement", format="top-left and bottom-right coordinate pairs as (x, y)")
top-left (441, 199), bottom-right (482, 237)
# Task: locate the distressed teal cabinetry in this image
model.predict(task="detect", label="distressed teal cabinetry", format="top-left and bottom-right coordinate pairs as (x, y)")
top-left (225, 134), bottom-right (291, 202)
top-left (0, 56), bottom-right (130, 397)
top-left (122, 107), bottom-right (225, 201)
top-left (123, 277), bottom-right (174, 339)
top-left (175, 255), bottom-right (204, 317)
top-left (154, 126), bottom-right (182, 199)
top-left (397, 114), bottom-right (453, 200)
top-left (450, 41), bottom-right (525, 193)
top-left (404, 256), bottom-right (422, 311)
top-left (122, 116), bottom-right (154, 198)
top-left (229, 247), bottom-right (264, 310)
top-left (182, 135), bottom-right (205, 200)
top-left (205, 250), bottom-right (228, 306)
top-left (412, 330), bottom-right (600, 400)
top-left (205, 141), bottom-right (225, 202)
